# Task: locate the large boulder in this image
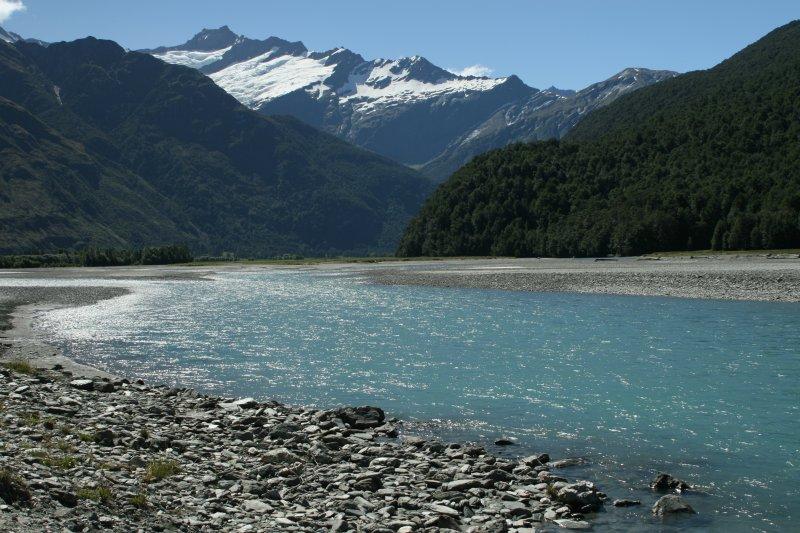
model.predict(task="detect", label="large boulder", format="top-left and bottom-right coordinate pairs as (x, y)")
top-left (555, 481), bottom-right (603, 512)
top-left (652, 495), bottom-right (695, 517)
top-left (333, 406), bottom-right (385, 429)
top-left (651, 473), bottom-right (691, 493)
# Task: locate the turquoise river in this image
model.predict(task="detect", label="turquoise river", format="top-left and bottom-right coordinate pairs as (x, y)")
top-left (10, 269), bottom-right (800, 531)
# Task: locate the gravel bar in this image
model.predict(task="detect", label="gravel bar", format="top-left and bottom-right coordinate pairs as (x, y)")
top-left (366, 255), bottom-right (800, 302)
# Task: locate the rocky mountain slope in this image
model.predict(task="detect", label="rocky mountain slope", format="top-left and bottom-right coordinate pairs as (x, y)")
top-left (0, 36), bottom-right (432, 256)
top-left (422, 68), bottom-right (677, 180)
top-left (397, 22), bottom-right (800, 257)
top-left (0, 25), bottom-right (21, 43)
top-left (144, 27), bottom-right (675, 180)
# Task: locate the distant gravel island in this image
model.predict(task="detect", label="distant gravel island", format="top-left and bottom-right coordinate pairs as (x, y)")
top-left (367, 255), bottom-right (800, 302)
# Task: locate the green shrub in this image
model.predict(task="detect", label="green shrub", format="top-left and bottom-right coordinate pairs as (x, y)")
top-left (77, 486), bottom-right (112, 503)
top-left (144, 459), bottom-right (181, 482)
top-left (3, 360), bottom-right (35, 375)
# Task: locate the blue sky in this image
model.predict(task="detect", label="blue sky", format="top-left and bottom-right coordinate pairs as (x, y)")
top-left (2, 0), bottom-right (798, 89)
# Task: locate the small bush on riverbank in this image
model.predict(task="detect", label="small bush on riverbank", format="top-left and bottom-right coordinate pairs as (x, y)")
top-left (3, 360), bottom-right (36, 375)
top-left (20, 412), bottom-right (40, 426)
top-left (130, 492), bottom-right (148, 508)
top-left (35, 452), bottom-right (77, 470)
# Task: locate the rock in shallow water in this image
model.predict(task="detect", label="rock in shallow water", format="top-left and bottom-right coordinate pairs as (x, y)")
top-left (651, 472), bottom-right (691, 493)
top-left (612, 498), bottom-right (641, 507)
top-left (652, 494), bottom-right (696, 516)
top-left (554, 518), bottom-right (592, 529)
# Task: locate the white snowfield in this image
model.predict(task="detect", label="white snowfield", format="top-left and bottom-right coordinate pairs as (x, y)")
top-left (341, 58), bottom-right (507, 114)
top-left (152, 46), bottom-right (233, 69)
top-left (209, 50), bottom-right (336, 108)
top-left (154, 43), bottom-right (508, 111)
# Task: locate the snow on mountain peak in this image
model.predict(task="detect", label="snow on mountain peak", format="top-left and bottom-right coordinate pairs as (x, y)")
top-left (145, 27), bottom-right (515, 109)
top-left (210, 51), bottom-right (336, 109)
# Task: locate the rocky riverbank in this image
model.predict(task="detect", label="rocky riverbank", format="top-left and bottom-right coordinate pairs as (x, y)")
top-left (0, 363), bottom-right (607, 532)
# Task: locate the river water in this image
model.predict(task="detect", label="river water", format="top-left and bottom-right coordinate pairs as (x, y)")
top-left (11, 269), bottom-right (799, 531)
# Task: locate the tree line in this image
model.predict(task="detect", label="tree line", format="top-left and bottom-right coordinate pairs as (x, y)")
top-left (0, 245), bottom-right (193, 269)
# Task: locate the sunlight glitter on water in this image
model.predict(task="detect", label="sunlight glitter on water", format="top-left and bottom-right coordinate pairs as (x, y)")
top-left (7, 270), bottom-right (799, 531)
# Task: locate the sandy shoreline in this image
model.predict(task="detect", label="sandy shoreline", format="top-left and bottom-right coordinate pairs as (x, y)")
top-left (0, 266), bottom-right (217, 376)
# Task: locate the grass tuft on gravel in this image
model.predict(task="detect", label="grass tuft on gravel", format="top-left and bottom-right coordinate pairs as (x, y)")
top-left (77, 486), bottom-right (112, 503)
top-left (3, 360), bottom-right (36, 375)
top-left (130, 492), bottom-right (148, 508)
top-left (144, 459), bottom-right (181, 482)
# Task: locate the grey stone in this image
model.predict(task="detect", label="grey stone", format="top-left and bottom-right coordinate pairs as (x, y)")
top-left (554, 518), bottom-right (592, 529)
top-left (652, 495), bottom-right (695, 517)
top-left (444, 478), bottom-right (482, 491)
top-left (262, 448), bottom-right (302, 464)
top-left (69, 379), bottom-right (94, 391)
top-left (429, 503), bottom-right (460, 517)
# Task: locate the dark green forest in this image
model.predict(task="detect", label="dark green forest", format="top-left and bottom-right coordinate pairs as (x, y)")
top-left (397, 21), bottom-right (800, 257)
top-left (0, 245), bottom-right (193, 268)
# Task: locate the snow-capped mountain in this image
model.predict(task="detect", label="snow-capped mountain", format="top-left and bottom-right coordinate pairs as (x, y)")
top-left (145, 27), bottom-right (675, 180)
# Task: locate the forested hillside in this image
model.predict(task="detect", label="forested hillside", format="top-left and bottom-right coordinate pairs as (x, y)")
top-left (0, 38), bottom-right (432, 256)
top-left (397, 22), bottom-right (800, 257)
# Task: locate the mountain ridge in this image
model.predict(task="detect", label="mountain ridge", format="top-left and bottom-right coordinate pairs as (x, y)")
top-left (144, 26), bottom-right (676, 180)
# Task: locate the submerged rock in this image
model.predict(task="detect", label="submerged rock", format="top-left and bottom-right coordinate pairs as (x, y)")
top-left (612, 498), bottom-right (641, 507)
top-left (554, 518), bottom-right (592, 529)
top-left (549, 458), bottom-right (586, 469)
